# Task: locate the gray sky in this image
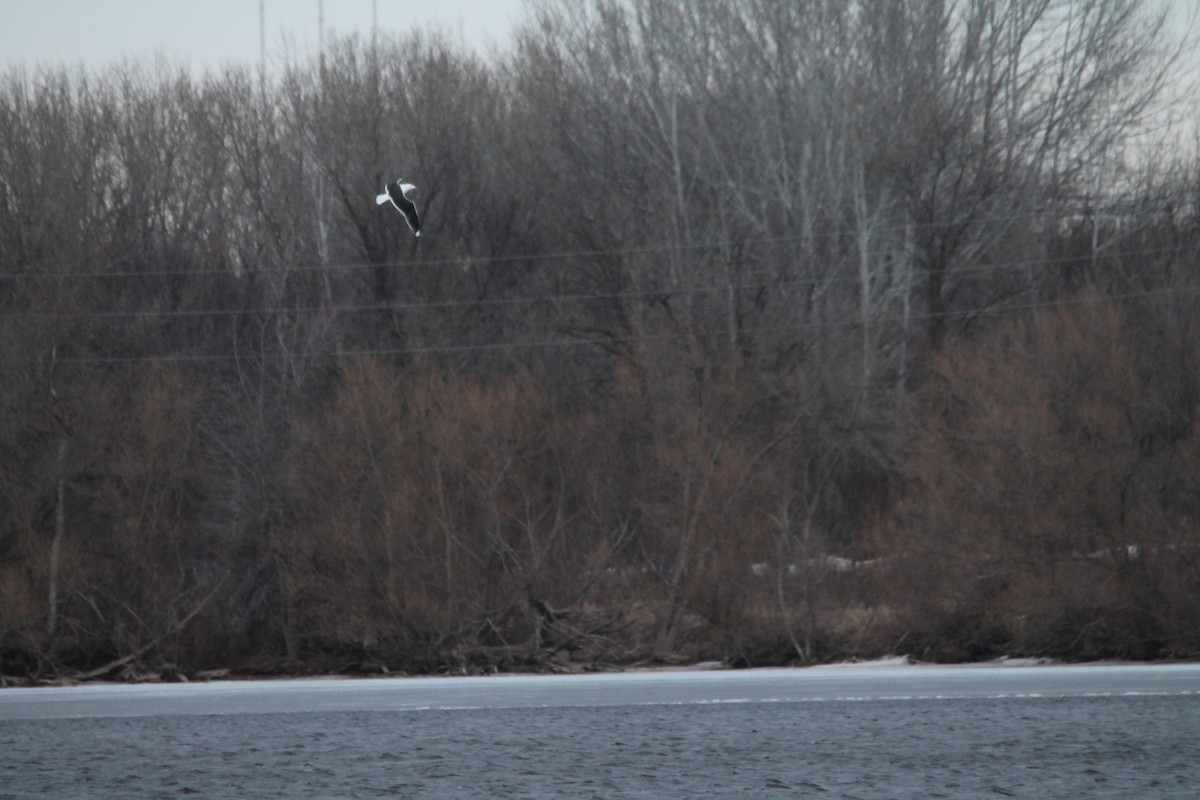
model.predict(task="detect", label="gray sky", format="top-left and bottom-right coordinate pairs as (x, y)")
top-left (0, 0), bottom-right (529, 72)
top-left (0, 0), bottom-right (1194, 94)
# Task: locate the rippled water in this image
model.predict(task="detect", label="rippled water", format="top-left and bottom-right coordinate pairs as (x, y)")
top-left (2, 669), bottom-right (1199, 798)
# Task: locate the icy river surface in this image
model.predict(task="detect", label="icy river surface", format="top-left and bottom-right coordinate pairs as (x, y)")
top-left (2, 661), bottom-right (1199, 798)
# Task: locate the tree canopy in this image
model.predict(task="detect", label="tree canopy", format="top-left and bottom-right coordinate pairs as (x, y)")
top-left (2, 0), bottom-right (1199, 680)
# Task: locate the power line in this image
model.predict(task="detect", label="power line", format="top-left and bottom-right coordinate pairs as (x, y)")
top-left (0, 203), bottom-right (1180, 283)
top-left (1, 242), bottom-right (1194, 323)
top-left (19, 280), bottom-right (1199, 367)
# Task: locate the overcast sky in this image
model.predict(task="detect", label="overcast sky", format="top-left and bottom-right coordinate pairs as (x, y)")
top-left (0, 0), bottom-right (529, 72)
top-left (0, 0), bottom-right (1195, 88)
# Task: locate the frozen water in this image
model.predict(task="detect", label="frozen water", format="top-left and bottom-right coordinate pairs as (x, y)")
top-left (2, 663), bottom-right (1199, 798)
top-left (2, 661), bottom-right (1198, 720)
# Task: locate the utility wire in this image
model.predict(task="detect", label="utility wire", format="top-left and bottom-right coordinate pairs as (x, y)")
top-left (0, 202), bottom-right (1183, 283)
top-left (2, 243), bottom-right (1194, 323)
top-left (19, 280), bottom-right (1199, 366)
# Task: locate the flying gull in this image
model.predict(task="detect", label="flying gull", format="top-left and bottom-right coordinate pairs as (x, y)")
top-left (376, 180), bottom-right (421, 236)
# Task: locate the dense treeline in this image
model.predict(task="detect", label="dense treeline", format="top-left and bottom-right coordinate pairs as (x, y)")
top-left (3, 0), bottom-right (1200, 680)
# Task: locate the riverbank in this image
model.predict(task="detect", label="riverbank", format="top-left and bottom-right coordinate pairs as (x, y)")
top-left (4, 651), bottom-right (1183, 690)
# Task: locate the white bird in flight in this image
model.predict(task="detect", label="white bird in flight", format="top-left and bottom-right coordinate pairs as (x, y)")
top-left (376, 180), bottom-right (421, 236)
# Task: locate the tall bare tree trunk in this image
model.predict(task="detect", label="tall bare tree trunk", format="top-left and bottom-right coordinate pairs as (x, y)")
top-left (47, 436), bottom-right (67, 638)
